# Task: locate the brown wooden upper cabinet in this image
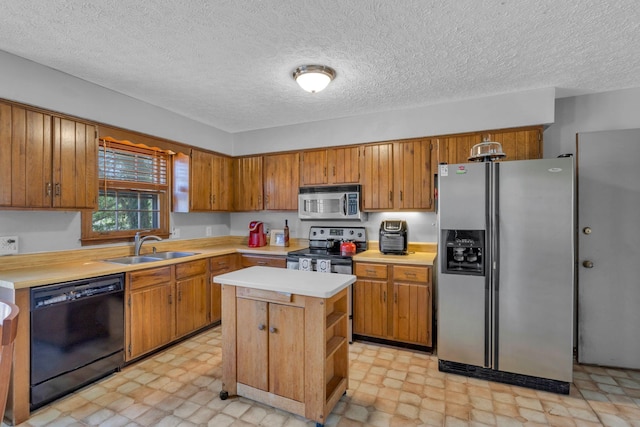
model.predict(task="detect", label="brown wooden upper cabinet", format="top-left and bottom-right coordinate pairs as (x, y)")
top-left (300, 146), bottom-right (360, 186)
top-left (0, 102), bottom-right (97, 209)
top-left (263, 152), bottom-right (299, 210)
top-left (394, 138), bottom-right (434, 210)
top-left (436, 126), bottom-right (543, 165)
top-left (173, 149), bottom-right (232, 212)
top-left (485, 127), bottom-right (542, 161)
top-left (436, 133), bottom-right (483, 166)
top-left (233, 155), bottom-right (263, 211)
top-left (361, 139), bottom-right (434, 212)
top-left (361, 143), bottom-right (394, 211)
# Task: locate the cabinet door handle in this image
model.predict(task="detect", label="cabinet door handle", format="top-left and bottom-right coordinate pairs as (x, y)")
top-left (169, 294), bottom-right (173, 304)
top-left (324, 167), bottom-right (327, 177)
top-left (332, 166), bottom-right (336, 177)
top-left (400, 191), bottom-right (403, 201)
top-left (257, 261), bottom-right (268, 265)
top-left (394, 292), bottom-right (397, 303)
top-left (269, 326), bottom-right (277, 334)
top-left (46, 182), bottom-right (52, 196)
top-left (383, 291), bottom-right (386, 302)
top-left (55, 183), bottom-right (61, 196)
top-left (258, 323), bottom-right (266, 331)
top-left (389, 191), bottom-right (393, 202)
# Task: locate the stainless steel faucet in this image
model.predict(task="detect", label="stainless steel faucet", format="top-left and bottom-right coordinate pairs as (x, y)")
top-left (134, 231), bottom-right (162, 256)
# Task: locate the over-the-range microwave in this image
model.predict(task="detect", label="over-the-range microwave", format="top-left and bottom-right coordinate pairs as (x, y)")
top-left (298, 185), bottom-right (367, 221)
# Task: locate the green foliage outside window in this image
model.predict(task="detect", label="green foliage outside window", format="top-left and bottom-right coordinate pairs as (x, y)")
top-left (93, 190), bottom-right (159, 232)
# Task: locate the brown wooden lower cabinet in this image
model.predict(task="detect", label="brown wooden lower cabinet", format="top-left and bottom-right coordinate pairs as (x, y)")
top-left (209, 253), bottom-right (240, 323)
top-left (126, 258), bottom-right (212, 361)
top-left (126, 266), bottom-right (175, 360)
top-left (353, 263), bottom-right (388, 338)
top-left (353, 262), bottom-right (432, 347)
top-left (175, 259), bottom-right (209, 338)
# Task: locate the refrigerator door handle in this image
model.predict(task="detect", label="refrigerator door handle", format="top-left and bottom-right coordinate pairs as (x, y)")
top-left (492, 162), bottom-right (501, 370)
top-left (484, 163), bottom-right (492, 368)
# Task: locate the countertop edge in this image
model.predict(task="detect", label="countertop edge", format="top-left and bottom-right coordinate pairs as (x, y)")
top-left (214, 266), bottom-right (356, 299)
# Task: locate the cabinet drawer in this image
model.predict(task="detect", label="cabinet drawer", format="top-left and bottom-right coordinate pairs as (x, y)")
top-left (241, 255), bottom-right (286, 268)
top-left (355, 263), bottom-right (388, 279)
top-left (236, 286), bottom-right (304, 306)
top-left (393, 265), bottom-right (429, 283)
top-left (210, 254), bottom-right (235, 273)
top-left (129, 266), bottom-right (172, 290)
top-left (176, 259), bottom-right (208, 280)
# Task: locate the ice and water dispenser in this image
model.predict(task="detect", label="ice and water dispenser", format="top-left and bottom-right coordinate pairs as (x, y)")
top-left (441, 230), bottom-right (485, 276)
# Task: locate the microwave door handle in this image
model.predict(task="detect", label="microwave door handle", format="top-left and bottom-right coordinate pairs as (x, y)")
top-left (342, 194), bottom-right (347, 216)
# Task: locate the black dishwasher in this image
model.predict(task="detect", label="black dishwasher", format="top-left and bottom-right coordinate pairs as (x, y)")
top-left (30, 273), bottom-right (125, 409)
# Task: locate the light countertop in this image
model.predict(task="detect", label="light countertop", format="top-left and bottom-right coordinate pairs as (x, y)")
top-left (0, 240), bottom-right (436, 290)
top-left (353, 250), bottom-right (436, 266)
top-left (214, 266), bottom-right (355, 299)
top-left (0, 243), bottom-right (307, 290)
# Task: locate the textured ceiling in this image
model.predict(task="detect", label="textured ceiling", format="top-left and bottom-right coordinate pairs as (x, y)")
top-left (1, 1), bottom-right (639, 133)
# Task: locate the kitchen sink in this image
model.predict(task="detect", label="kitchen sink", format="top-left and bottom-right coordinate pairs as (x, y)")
top-left (103, 251), bottom-right (199, 265)
top-left (147, 251), bottom-right (199, 259)
top-left (103, 255), bottom-right (164, 265)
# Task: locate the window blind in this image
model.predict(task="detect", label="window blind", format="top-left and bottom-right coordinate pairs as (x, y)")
top-left (98, 139), bottom-right (169, 188)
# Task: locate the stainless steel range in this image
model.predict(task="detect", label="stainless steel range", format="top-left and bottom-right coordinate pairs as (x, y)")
top-left (286, 226), bottom-right (367, 342)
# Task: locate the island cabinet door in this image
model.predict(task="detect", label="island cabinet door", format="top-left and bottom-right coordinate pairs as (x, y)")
top-left (236, 298), bottom-right (269, 391)
top-left (268, 303), bottom-right (304, 402)
top-left (235, 298), bottom-right (305, 403)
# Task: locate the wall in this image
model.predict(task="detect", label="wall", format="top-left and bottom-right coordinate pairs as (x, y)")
top-left (0, 51), bottom-right (233, 153)
top-left (544, 87), bottom-right (640, 157)
top-left (0, 211), bottom-right (231, 253)
top-left (233, 88), bottom-right (556, 155)
top-left (230, 211), bottom-right (438, 245)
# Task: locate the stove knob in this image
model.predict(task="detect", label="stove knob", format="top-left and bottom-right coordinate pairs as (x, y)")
top-left (350, 230), bottom-right (354, 235)
top-left (320, 229), bottom-right (324, 234)
top-left (312, 231), bottom-right (317, 236)
top-left (357, 233), bottom-right (362, 237)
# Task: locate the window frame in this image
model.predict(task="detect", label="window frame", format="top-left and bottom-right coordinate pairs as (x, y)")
top-left (81, 138), bottom-right (171, 245)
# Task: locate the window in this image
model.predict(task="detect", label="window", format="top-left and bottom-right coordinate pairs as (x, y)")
top-left (81, 137), bottom-right (171, 244)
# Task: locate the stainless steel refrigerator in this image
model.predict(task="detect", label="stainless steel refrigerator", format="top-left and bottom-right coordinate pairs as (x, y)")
top-left (437, 157), bottom-right (575, 394)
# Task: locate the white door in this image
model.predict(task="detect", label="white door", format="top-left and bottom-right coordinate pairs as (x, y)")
top-left (577, 129), bottom-right (640, 369)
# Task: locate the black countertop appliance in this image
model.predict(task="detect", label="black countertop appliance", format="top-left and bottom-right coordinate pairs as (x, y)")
top-left (379, 220), bottom-right (408, 255)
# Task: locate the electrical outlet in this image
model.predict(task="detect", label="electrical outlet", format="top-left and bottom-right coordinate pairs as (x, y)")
top-left (205, 226), bottom-right (212, 237)
top-left (0, 235), bottom-right (19, 255)
top-left (172, 228), bottom-right (181, 238)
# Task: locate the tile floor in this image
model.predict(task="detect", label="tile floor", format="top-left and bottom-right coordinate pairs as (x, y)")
top-left (7, 326), bottom-right (640, 427)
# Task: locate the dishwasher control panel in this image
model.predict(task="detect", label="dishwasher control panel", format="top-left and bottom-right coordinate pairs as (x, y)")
top-left (31, 273), bottom-right (124, 309)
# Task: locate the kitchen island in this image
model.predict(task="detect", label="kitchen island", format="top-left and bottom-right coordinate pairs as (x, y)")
top-left (214, 266), bottom-right (355, 426)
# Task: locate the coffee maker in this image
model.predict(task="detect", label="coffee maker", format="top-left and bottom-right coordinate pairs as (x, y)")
top-left (248, 221), bottom-right (267, 247)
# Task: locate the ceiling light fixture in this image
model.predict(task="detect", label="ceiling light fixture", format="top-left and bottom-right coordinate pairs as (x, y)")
top-left (293, 65), bottom-right (336, 93)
